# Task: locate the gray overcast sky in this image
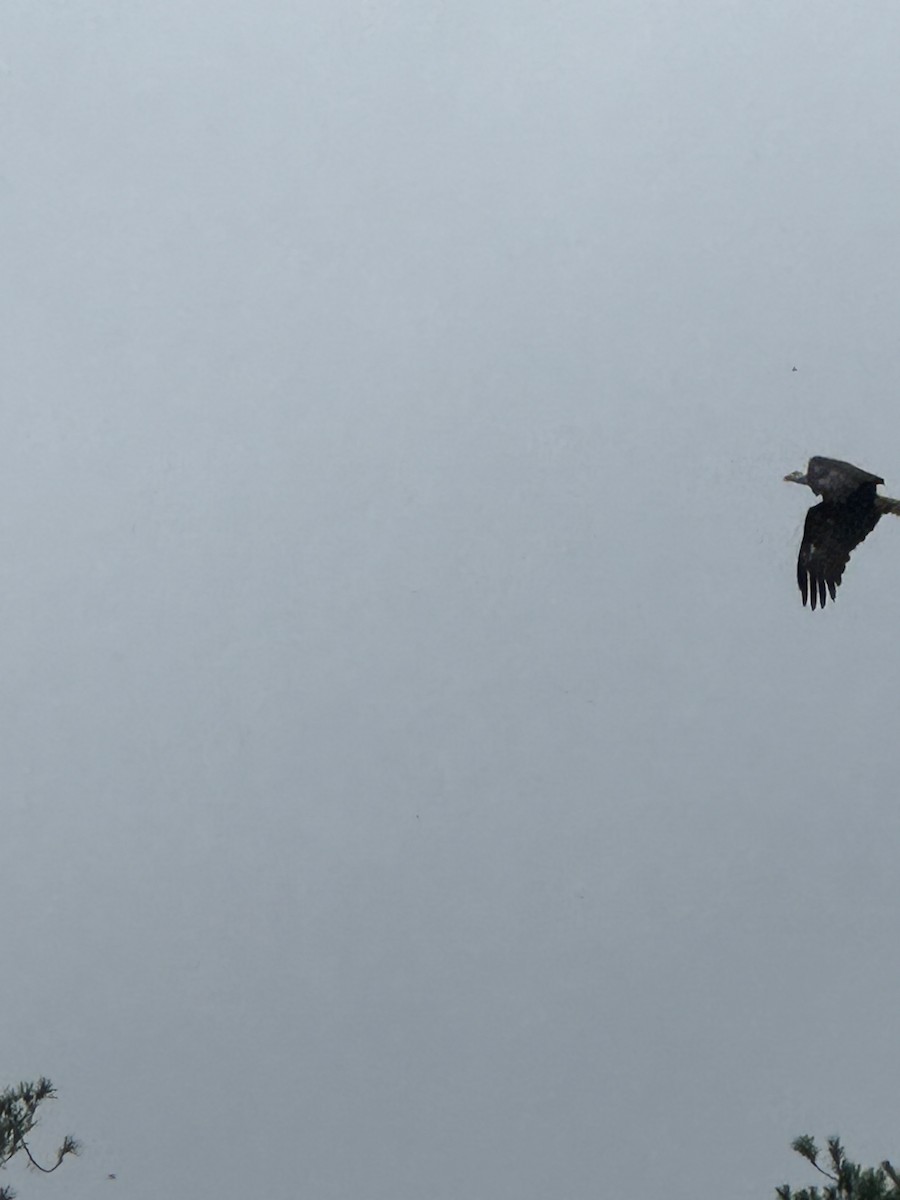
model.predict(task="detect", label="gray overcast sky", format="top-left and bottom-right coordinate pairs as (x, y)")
top-left (3, 2), bottom-right (900, 1197)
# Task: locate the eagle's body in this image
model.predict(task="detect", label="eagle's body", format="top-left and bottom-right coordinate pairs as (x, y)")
top-left (784, 456), bottom-right (900, 609)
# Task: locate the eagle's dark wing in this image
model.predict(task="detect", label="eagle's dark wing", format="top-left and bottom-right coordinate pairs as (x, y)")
top-left (798, 500), bottom-right (881, 609)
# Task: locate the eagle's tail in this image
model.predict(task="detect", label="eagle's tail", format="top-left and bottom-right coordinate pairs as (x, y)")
top-left (876, 495), bottom-right (900, 516)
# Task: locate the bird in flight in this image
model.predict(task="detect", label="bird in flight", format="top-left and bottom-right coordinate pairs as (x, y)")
top-left (784, 456), bottom-right (900, 609)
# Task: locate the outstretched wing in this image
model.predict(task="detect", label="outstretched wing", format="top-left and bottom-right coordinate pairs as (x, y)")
top-left (797, 500), bottom-right (881, 609)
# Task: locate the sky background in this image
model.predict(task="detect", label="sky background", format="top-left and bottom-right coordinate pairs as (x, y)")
top-left (3, 2), bottom-right (900, 1198)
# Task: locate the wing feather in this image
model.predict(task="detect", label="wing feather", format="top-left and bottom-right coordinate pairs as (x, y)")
top-left (797, 499), bottom-right (881, 609)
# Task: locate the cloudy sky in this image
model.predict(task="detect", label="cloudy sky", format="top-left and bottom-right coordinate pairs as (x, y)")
top-left (3, 3), bottom-right (900, 1197)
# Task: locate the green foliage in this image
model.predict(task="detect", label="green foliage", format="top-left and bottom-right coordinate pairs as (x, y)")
top-left (777, 1135), bottom-right (900, 1200)
top-left (0, 1079), bottom-right (78, 1200)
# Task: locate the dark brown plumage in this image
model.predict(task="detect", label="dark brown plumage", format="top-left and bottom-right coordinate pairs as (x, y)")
top-left (784, 456), bottom-right (900, 609)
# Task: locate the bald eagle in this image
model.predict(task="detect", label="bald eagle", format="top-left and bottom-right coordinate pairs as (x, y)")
top-left (784, 456), bottom-right (900, 609)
